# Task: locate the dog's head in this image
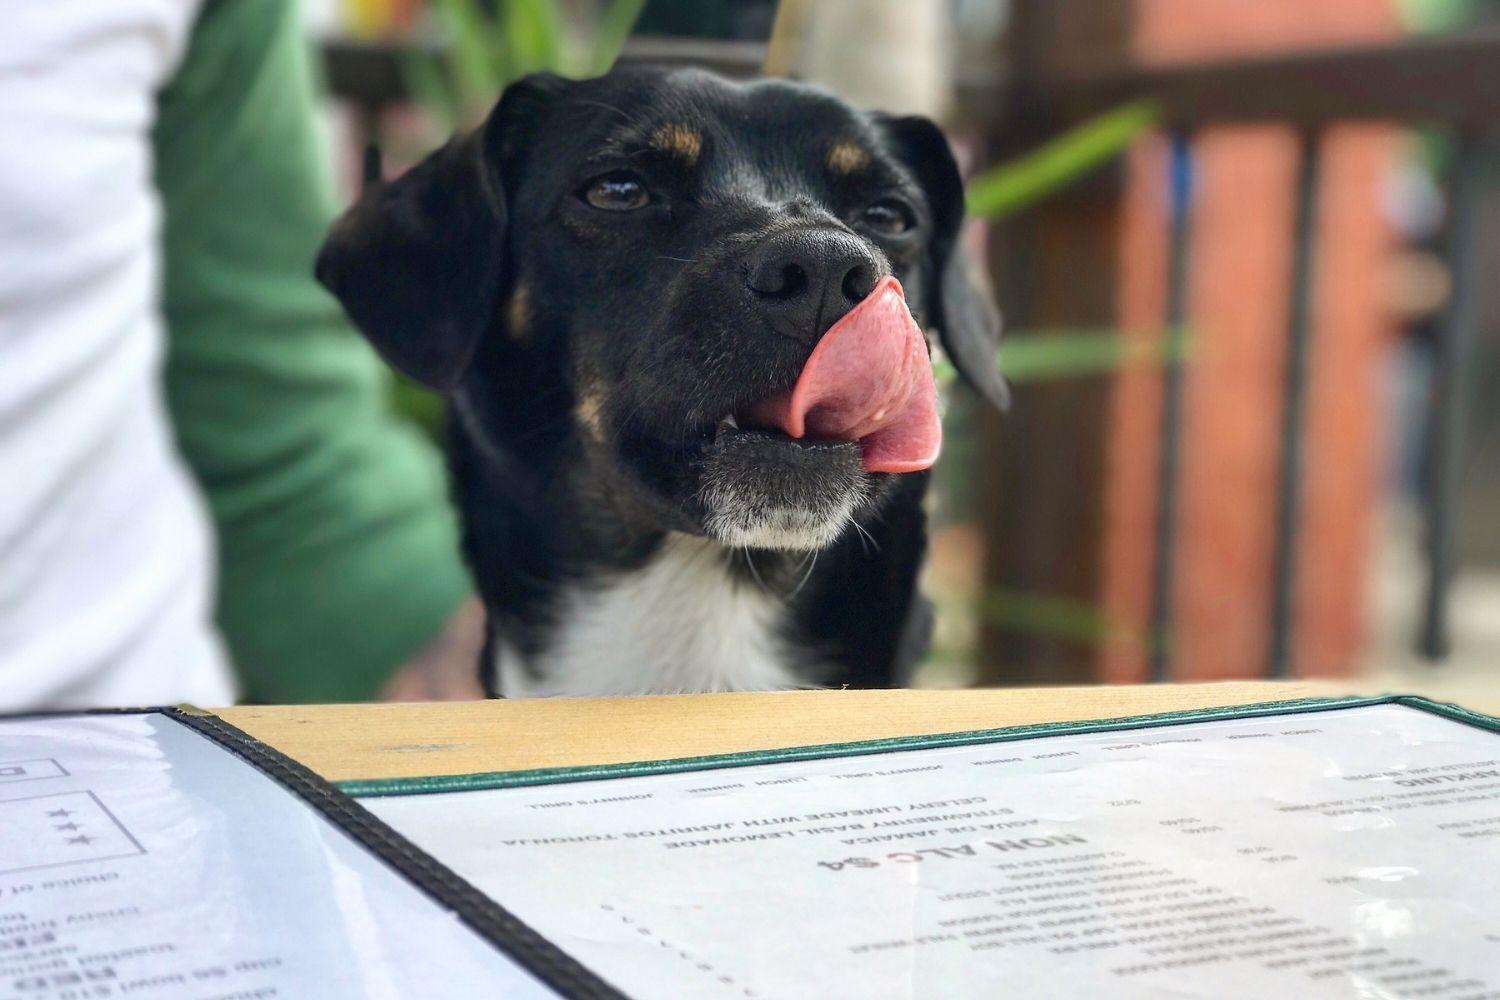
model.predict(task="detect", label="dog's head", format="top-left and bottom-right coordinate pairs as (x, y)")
top-left (318, 66), bottom-right (1006, 552)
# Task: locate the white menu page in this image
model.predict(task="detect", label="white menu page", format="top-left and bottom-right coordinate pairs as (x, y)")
top-left (0, 713), bottom-right (555, 1000)
top-left (367, 702), bottom-right (1500, 1000)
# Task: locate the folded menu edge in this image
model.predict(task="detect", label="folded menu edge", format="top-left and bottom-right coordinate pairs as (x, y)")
top-left (337, 693), bottom-right (1500, 799)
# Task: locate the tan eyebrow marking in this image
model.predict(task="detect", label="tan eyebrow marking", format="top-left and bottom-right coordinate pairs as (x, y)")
top-left (827, 141), bottom-right (871, 174)
top-left (507, 282), bottom-right (533, 341)
top-left (650, 123), bottom-right (703, 165)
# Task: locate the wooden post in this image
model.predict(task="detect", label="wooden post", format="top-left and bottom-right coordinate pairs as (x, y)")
top-left (974, 0), bottom-right (1136, 685)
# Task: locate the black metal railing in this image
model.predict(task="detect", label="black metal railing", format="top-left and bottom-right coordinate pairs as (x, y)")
top-left (1048, 29), bottom-right (1499, 676)
top-left (321, 34), bottom-right (767, 111)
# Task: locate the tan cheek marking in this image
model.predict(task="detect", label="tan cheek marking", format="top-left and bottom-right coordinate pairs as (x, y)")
top-left (827, 141), bottom-right (871, 174)
top-left (650, 123), bottom-right (703, 165)
top-left (507, 283), bottom-right (532, 341)
top-left (575, 386), bottom-right (606, 440)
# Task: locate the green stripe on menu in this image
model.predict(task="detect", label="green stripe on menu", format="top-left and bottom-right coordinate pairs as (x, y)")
top-left (335, 694), bottom-right (1500, 799)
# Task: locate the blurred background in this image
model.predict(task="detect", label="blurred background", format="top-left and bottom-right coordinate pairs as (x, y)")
top-left (304, 0), bottom-right (1499, 698)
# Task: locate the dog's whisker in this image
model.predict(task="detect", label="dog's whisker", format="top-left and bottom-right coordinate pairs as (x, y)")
top-left (789, 550), bottom-right (819, 599)
top-left (849, 516), bottom-right (880, 556)
top-left (741, 546), bottom-right (770, 594)
top-left (573, 98), bottom-right (636, 122)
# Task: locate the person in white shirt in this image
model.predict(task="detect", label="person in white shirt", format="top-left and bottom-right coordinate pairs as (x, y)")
top-left (0, 2), bottom-right (235, 709)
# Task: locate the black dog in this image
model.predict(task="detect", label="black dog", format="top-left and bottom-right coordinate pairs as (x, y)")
top-left (317, 66), bottom-right (1007, 697)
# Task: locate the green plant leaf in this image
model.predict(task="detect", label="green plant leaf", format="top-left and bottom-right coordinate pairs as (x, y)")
top-left (505, 0), bottom-right (565, 78)
top-left (417, 0), bottom-right (646, 123)
top-left (933, 326), bottom-right (1193, 385)
top-left (435, 0), bottom-right (507, 116)
top-left (389, 374), bottom-right (446, 442)
top-left (588, 0), bottom-right (649, 76)
top-left (973, 587), bottom-right (1163, 653)
top-left (398, 48), bottom-right (457, 134)
top-left (966, 100), bottom-right (1161, 219)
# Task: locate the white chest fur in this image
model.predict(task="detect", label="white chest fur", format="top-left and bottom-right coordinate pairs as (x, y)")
top-left (496, 534), bottom-right (804, 697)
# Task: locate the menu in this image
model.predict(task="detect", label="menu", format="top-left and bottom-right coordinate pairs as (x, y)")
top-left (364, 702), bottom-right (1500, 1000)
top-left (0, 712), bottom-right (559, 1000)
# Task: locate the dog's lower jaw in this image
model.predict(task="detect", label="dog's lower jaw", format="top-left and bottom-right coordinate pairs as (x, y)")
top-left (492, 533), bottom-right (810, 697)
top-left (703, 496), bottom-right (866, 551)
top-left (697, 448), bottom-right (873, 553)
top-left (694, 427), bottom-right (872, 552)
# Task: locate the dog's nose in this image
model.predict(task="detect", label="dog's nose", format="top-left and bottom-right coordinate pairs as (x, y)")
top-left (745, 229), bottom-right (885, 342)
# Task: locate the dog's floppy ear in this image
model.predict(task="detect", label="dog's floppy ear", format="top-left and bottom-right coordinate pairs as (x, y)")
top-left (316, 74), bottom-right (566, 390)
top-left (876, 114), bottom-right (1010, 411)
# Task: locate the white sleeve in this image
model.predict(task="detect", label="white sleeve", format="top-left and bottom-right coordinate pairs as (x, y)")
top-left (0, 1), bottom-right (235, 708)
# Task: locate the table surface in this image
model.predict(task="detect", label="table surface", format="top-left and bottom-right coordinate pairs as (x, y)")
top-left (209, 679), bottom-right (1471, 784)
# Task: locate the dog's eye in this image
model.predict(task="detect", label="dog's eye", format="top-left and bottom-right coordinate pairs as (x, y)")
top-left (583, 172), bottom-right (650, 211)
top-left (861, 199), bottom-right (914, 236)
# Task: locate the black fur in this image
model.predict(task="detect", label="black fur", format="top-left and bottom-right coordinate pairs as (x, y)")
top-left (317, 66), bottom-right (1004, 694)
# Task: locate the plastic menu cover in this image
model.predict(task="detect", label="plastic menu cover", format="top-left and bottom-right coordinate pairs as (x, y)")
top-left (0, 710), bottom-right (616, 1000)
top-left (360, 699), bottom-right (1500, 1000)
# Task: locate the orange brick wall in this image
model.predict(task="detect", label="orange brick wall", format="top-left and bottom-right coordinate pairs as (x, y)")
top-left (1099, 0), bottom-right (1401, 681)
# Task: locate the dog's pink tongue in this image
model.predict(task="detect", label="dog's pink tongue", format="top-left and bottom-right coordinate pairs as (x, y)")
top-left (748, 276), bottom-right (941, 473)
